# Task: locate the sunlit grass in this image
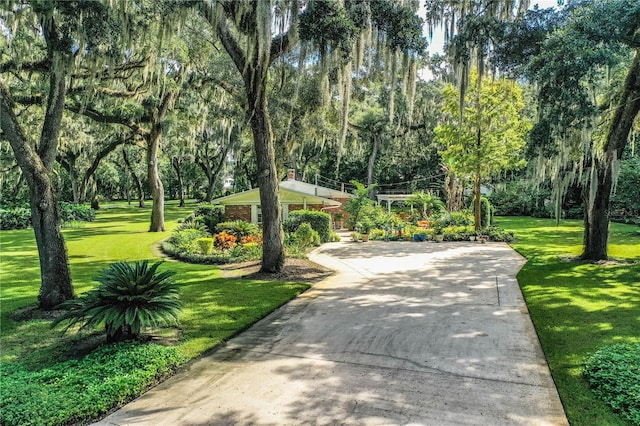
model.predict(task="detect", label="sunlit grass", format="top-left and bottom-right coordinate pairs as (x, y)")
top-left (0, 199), bottom-right (308, 364)
top-left (497, 216), bottom-right (640, 426)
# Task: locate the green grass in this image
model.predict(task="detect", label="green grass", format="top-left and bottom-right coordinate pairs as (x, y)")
top-left (0, 201), bottom-right (309, 423)
top-left (496, 216), bottom-right (640, 426)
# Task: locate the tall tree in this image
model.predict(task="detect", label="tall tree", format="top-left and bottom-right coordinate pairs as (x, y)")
top-left (1, 1), bottom-right (123, 309)
top-left (435, 72), bottom-right (530, 230)
top-left (501, 0), bottom-right (640, 260)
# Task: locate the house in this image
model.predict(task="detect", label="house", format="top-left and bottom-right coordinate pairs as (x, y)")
top-left (211, 170), bottom-right (352, 227)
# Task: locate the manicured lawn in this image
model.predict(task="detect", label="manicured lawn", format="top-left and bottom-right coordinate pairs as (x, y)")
top-left (497, 216), bottom-right (640, 426)
top-left (0, 201), bottom-right (309, 424)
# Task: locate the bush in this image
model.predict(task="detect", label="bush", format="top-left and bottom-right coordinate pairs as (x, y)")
top-left (370, 229), bottom-right (386, 240)
top-left (471, 197), bottom-right (493, 227)
top-left (213, 231), bottom-right (237, 250)
top-left (166, 225), bottom-right (209, 254)
top-left (285, 210), bottom-right (332, 243)
top-left (482, 226), bottom-right (516, 242)
top-left (436, 211), bottom-right (473, 228)
top-left (489, 181), bottom-right (552, 217)
top-left (0, 342), bottom-right (185, 426)
top-left (51, 261), bottom-right (181, 343)
top-left (192, 204), bottom-right (225, 233)
top-left (583, 343), bottom-right (640, 425)
top-left (215, 220), bottom-right (260, 240)
top-left (59, 202), bottom-right (96, 223)
top-left (195, 238), bottom-right (213, 255)
top-left (294, 222), bottom-right (320, 249)
top-left (442, 225), bottom-right (475, 241)
top-left (0, 202), bottom-right (96, 230)
top-left (0, 206), bottom-right (31, 230)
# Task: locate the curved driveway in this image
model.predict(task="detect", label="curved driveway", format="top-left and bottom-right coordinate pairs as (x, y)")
top-left (97, 239), bottom-right (567, 425)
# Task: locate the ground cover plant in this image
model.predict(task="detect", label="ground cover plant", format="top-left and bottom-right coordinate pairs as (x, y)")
top-left (498, 217), bottom-right (640, 425)
top-left (0, 201), bottom-right (309, 425)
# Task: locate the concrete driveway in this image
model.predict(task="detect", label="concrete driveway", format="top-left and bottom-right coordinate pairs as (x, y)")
top-left (96, 239), bottom-right (567, 425)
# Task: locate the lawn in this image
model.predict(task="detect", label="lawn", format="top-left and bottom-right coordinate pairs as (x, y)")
top-left (0, 201), bottom-right (309, 424)
top-left (497, 217), bottom-right (640, 426)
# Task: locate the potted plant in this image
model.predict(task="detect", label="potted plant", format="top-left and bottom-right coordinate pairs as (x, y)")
top-left (356, 219), bottom-right (373, 242)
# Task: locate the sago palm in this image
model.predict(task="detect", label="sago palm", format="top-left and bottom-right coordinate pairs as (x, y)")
top-left (52, 261), bottom-right (181, 343)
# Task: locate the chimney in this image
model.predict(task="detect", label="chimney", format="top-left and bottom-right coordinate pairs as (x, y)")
top-left (287, 169), bottom-right (296, 180)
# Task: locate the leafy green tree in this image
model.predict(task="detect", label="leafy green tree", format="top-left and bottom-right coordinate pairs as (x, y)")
top-left (435, 72), bottom-right (531, 230)
top-left (499, 0), bottom-right (640, 260)
top-left (1, 1), bottom-right (127, 308)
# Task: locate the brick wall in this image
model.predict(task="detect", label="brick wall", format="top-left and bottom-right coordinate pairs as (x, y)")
top-left (224, 205), bottom-right (251, 222)
top-left (288, 204), bottom-right (323, 212)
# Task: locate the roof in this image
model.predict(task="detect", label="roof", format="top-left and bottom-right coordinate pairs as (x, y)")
top-left (212, 186), bottom-right (341, 206)
top-left (279, 179), bottom-right (352, 199)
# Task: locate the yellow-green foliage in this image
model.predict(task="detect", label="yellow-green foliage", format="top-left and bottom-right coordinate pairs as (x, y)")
top-left (195, 238), bottom-right (213, 255)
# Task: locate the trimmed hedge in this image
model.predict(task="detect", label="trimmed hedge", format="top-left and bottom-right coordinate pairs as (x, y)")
top-left (583, 343), bottom-right (640, 425)
top-left (0, 342), bottom-right (185, 426)
top-left (285, 210), bottom-right (331, 243)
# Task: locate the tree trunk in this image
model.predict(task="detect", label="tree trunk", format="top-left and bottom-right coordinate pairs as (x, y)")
top-left (249, 84), bottom-right (285, 273)
top-left (147, 129), bottom-right (165, 232)
top-left (122, 147), bottom-right (145, 208)
top-left (582, 50), bottom-right (640, 260)
top-left (474, 175), bottom-right (482, 232)
top-left (172, 157), bottom-right (185, 207)
top-left (1, 78), bottom-right (75, 310)
top-left (146, 91), bottom-right (177, 232)
top-left (367, 132), bottom-right (380, 198)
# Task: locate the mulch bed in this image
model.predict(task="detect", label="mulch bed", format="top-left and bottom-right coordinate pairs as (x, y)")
top-left (218, 258), bottom-right (334, 283)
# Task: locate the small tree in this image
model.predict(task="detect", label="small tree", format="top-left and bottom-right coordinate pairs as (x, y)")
top-left (344, 180), bottom-right (377, 230)
top-left (435, 72), bottom-right (531, 231)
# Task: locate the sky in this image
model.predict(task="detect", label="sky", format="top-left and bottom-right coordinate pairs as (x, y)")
top-left (421, 0), bottom-right (561, 76)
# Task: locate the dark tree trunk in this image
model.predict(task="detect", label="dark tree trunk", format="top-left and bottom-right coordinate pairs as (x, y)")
top-left (1, 76), bottom-right (75, 310)
top-left (582, 50), bottom-right (640, 260)
top-left (147, 129), bottom-right (165, 232)
top-left (249, 82), bottom-right (285, 273)
top-left (367, 132), bottom-right (380, 198)
top-left (145, 91), bottom-right (176, 232)
top-left (172, 157), bottom-right (185, 207)
top-left (122, 147), bottom-right (145, 208)
top-left (215, 10), bottom-right (287, 273)
top-left (474, 174), bottom-right (482, 232)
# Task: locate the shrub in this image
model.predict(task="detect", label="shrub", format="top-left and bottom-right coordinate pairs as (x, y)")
top-left (216, 220), bottom-right (259, 240)
top-left (213, 231), bottom-right (237, 250)
top-left (489, 181), bottom-right (552, 217)
top-left (583, 343), bottom-right (640, 425)
top-left (192, 204), bottom-right (225, 233)
top-left (472, 197), bottom-right (493, 227)
top-left (442, 225), bottom-right (475, 241)
top-left (240, 234), bottom-right (263, 245)
top-left (195, 238), bottom-right (213, 255)
top-left (230, 242), bottom-right (262, 261)
top-left (0, 202), bottom-right (96, 230)
top-left (0, 206), bottom-right (31, 230)
top-left (294, 222), bottom-right (320, 249)
top-left (482, 226), bottom-right (516, 242)
top-left (329, 230), bottom-right (341, 242)
top-left (369, 229), bottom-right (386, 240)
top-left (0, 343), bottom-right (185, 426)
top-left (285, 210), bottom-right (332, 243)
top-left (51, 261), bottom-right (181, 343)
top-left (436, 211), bottom-right (473, 228)
top-left (167, 226), bottom-right (209, 254)
top-left (59, 202), bottom-right (96, 223)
